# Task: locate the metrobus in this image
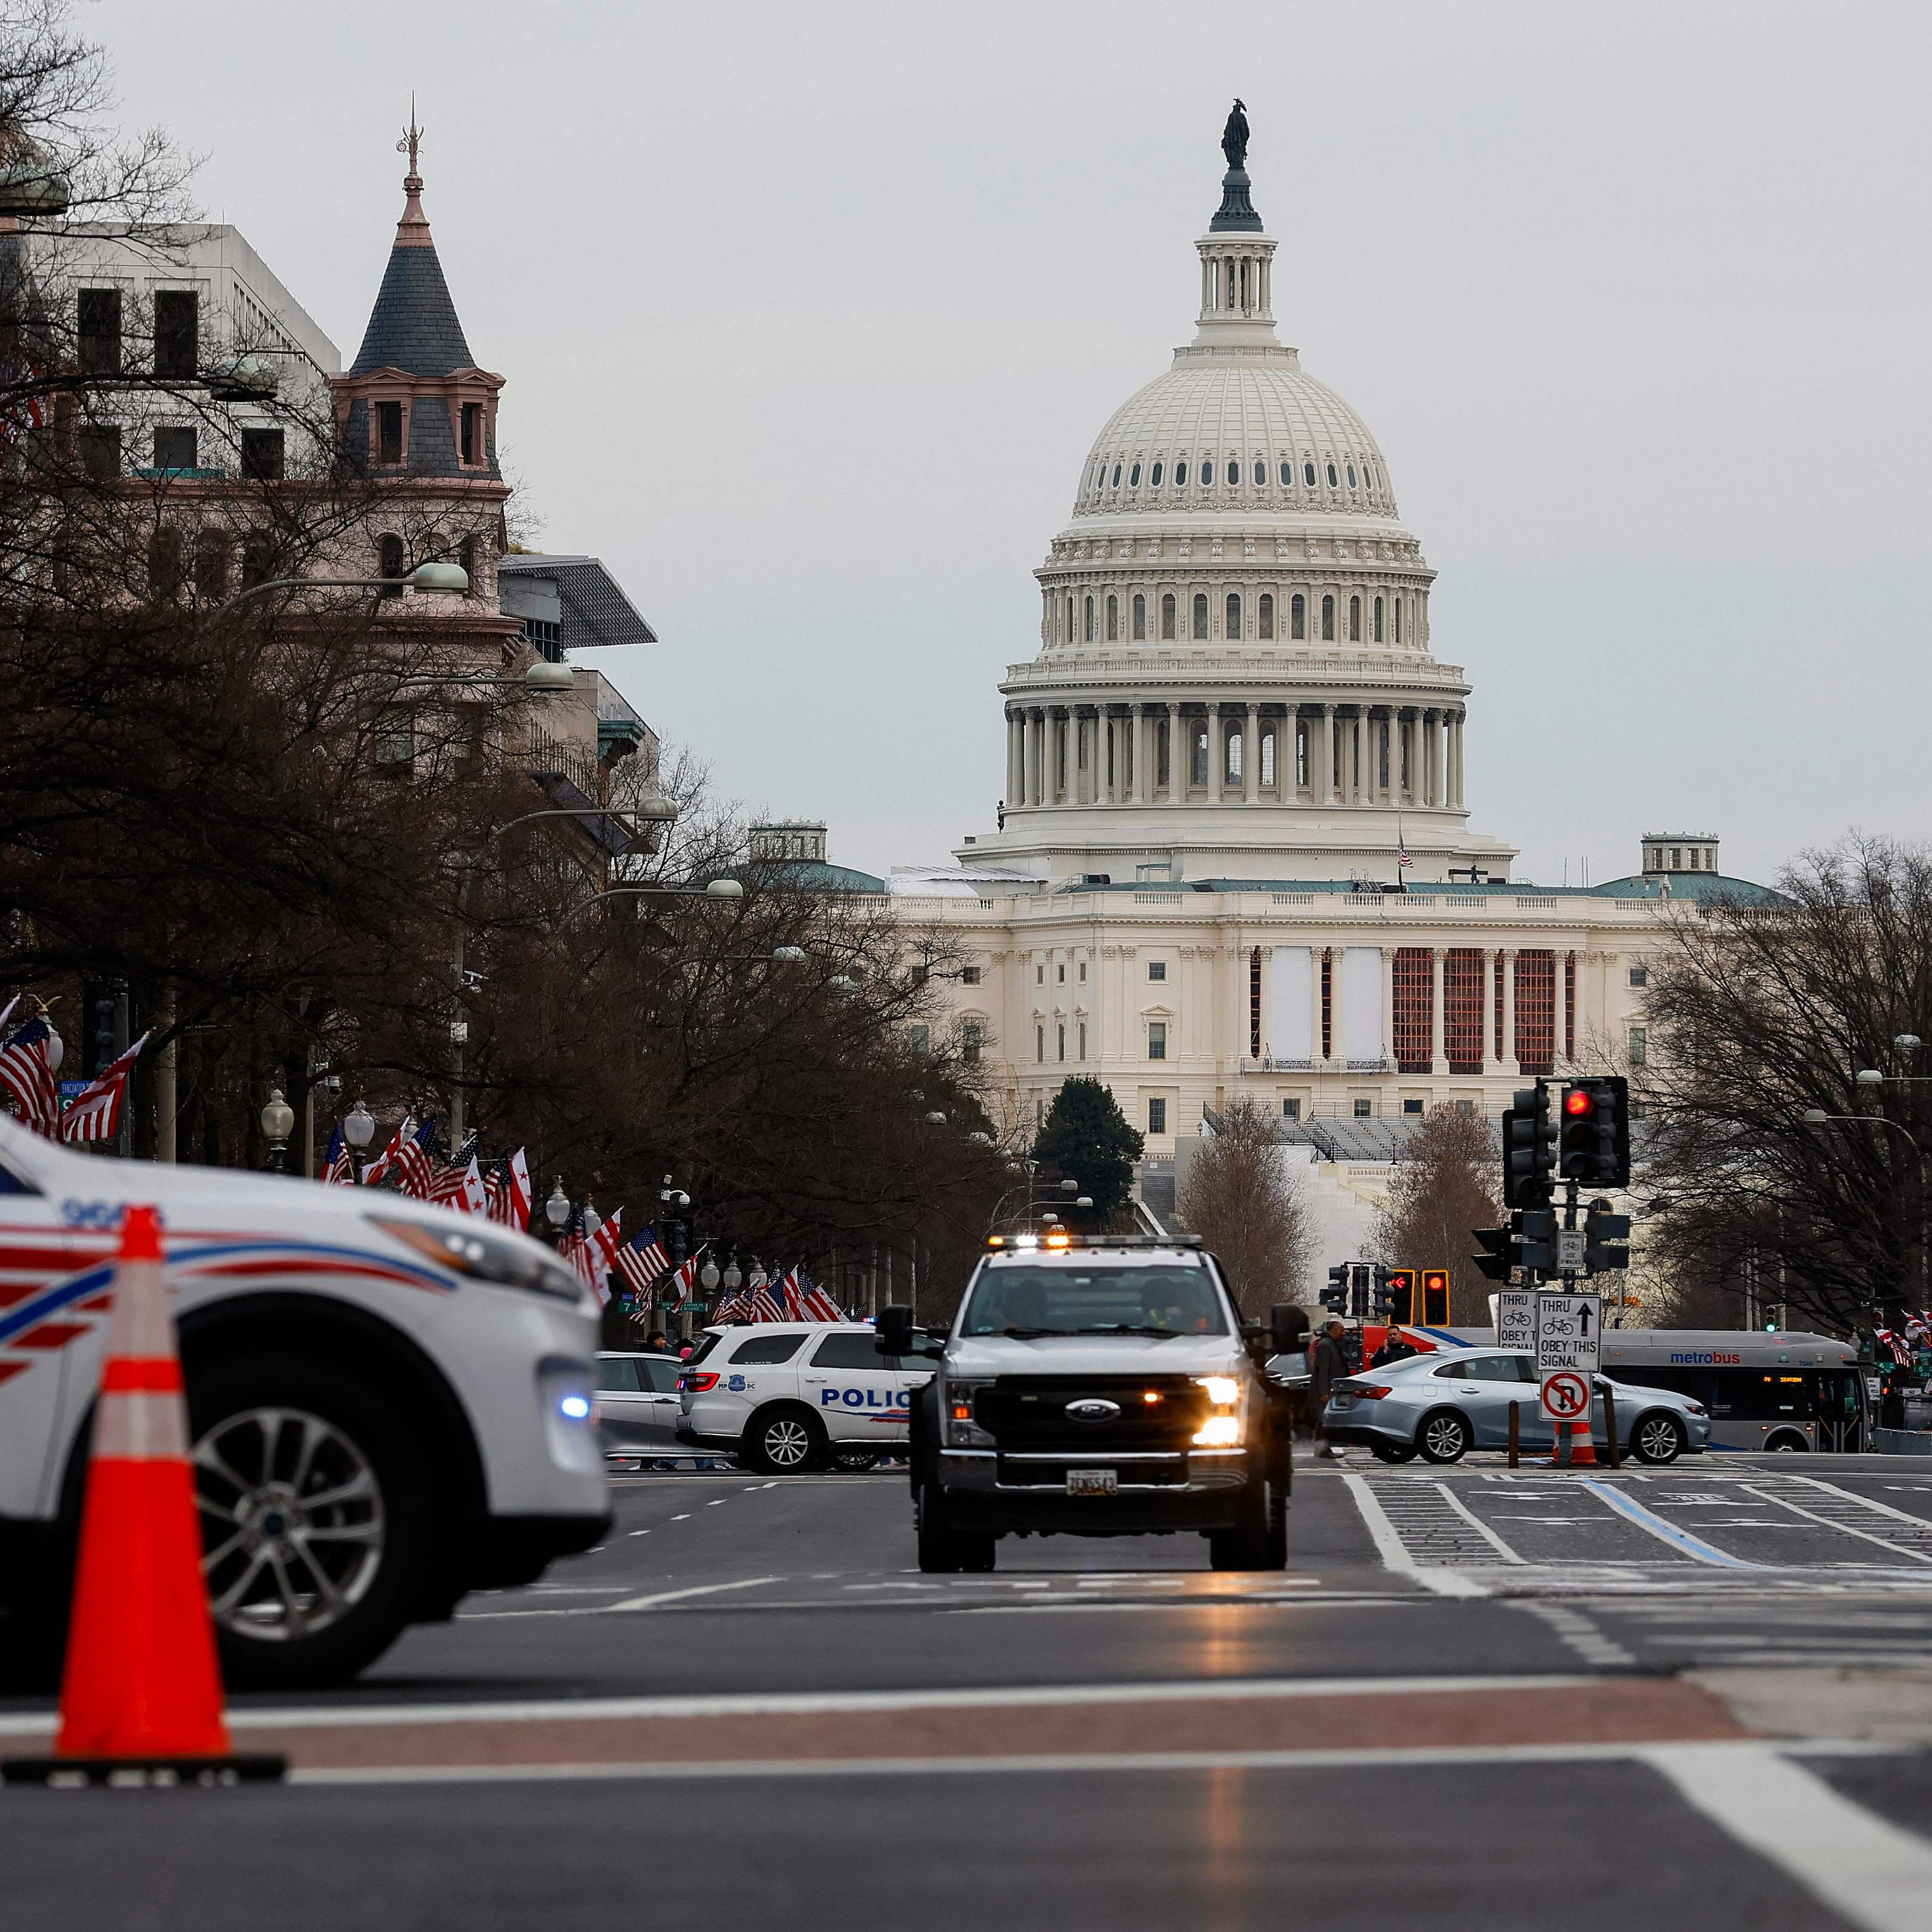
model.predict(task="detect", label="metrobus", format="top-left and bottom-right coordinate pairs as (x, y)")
top-left (1593, 1331), bottom-right (1867, 1453)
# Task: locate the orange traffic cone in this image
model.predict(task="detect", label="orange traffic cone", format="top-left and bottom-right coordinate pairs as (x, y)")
top-left (1567, 1416), bottom-right (1598, 1468)
top-left (2, 1206), bottom-right (283, 1786)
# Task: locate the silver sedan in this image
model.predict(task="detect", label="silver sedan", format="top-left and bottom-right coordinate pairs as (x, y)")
top-left (1322, 1346), bottom-right (1710, 1465)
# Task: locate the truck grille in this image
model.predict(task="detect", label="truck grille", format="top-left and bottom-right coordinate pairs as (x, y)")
top-left (974, 1375), bottom-right (1211, 1453)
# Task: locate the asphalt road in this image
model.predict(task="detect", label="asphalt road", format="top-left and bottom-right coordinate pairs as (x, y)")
top-left (8, 1452), bottom-right (1932, 1931)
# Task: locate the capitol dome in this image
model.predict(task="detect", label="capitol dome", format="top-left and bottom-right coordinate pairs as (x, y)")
top-left (1073, 354), bottom-right (1399, 524)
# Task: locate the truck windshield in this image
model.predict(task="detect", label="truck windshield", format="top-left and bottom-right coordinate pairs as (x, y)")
top-left (961, 1265), bottom-right (1229, 1337)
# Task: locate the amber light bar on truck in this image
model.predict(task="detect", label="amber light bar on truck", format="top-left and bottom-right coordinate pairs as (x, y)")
top-left (984, 1233), bottom-right (1205, 1252)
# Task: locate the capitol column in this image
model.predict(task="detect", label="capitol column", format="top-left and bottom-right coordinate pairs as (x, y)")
top-left (1313, 703), bottom-right (1334, 804)
top-left (1451, 712), bottom-right (1465, 808)
top-left (1500, 949), bottom-right (1520, 1076)
top-left (1005, 712), bottom-right (1022, 809)
top-left (1379, 947), bottom-right (1396, 1072)
top-left (1132, 704), bottom-right (1150, 805)
top-left (1022, 709), bottom-right (1039, 806)
top-left (1481, 945), bottom-right (1497, 1074)
top-left (1243, 702), bottom-right (1260, 804)
top-left (1204, 703), bottom-right (1222, 804)
top-left (1430, 947), bottom-right (1447, 1075)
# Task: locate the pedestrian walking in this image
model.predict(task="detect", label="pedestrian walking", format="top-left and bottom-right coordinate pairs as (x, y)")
top-left (1311, 1320), bottom-right (1349, 1459)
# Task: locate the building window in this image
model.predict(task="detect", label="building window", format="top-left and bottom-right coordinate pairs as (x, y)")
top-left (147, 527), bottom-right (183, 601)
top-left (1260, 727), bottom-right (1275, 787)
top-left (1132, 592), bottom-right (1146, 640)
top-left (240, 534), bottom-right (274, 588)
top-left (377, 400), bottom-right (403, 466)
top-left (1078, 961), bottom-right (1087, 981)
top-left (1225, 459), bottom-right (1238, 485)
top-left (1402, 1097), bottom-right (1424, 1115)
top-left (962, 1022), bottom-right (982, 1065)
top-left (78, 423), bottom-right (121, 478)
top-left (1077, 1023), bottom-right (1087, 1060)
top-left (373, 707), bottom-right (414, 770)
top-left (1226, 728), bottom-right (1242, 782)
top-left (1253, 457), bottom-right (1265, 485)
top-left (153, 290), bottom-right (197, 379)
top-left (1628, 1026), bottom-right (1648, 1066)
top-left (1348, 464), bottom-right (1358, 487)
top-left (1289, 592), bottom-right (1306, 640)
top-left (1036, 1025), bottom-right (1044, 1062)
top-left (378, 532), bottom-right (406, 593)
top-left (461, 401), bottom-right (482, 465)
top-left (151, 425), bottom-right (196, 472)
top-left (1111, 464), bottom-right (1121, 487)
top-left (77, 287), bottom-right (123, 374)
top-left (1083, 595), bottom-right (1095, 642)
top-left (1258, 592), bottom-right (1274, 639)
top-left (1514, 950), bottom-right (1556, 1072)
top-left (1057, 1024), bottom-right (1066, 1062)
top-left (1191, 724), bottom-right (1208, 786)
top-left (1445, 948), bottom-right (1485, 1070)
top-left (909, 1025), bottom-right (930, 1054)
top-left (1627, 965), bottom-right (1647, 988)
top-left (961, 965), bottom-right (981, 985)
top-left (240, 427), bottom-right (284, 480)
top-left (1192, 592), bottom-right (1209, 641)
top-left (1129, 462), bottom-right (1141, 487)
top-left (1036, 964), bottom-right (1044, 984)
top-left (1373, 595), bottom-right (1384, 642)
top-left (1148, 1097), bottom-right (1167, 1135)
top-left (1304, 461), bottom-right (1317, 486)
top-left (1161, 592), bottom-right (1176, 640)
top-left (1148, 961), bottom-right (1166, 981)
top-left (1353, 1097), bottom-right (1372, 1118)
top-left (1057, 962), bottom-right (1065, 984)
top-left (1321, 594), bottom-right (1335, 641)
top-left (1151, 461), bottom-right (1163, 486)
top-left (1279, 459), bottom-right (1291, 485)
top-left (1176, 460), bottom-right (1188, 486)
top-left (1225, 592), bottom-right (1241, 638)
top-left (1106, 594), bottom-right (1118, 641)
top-left (1392, 947), bottom-right (1434, 1072)
top-left (1282, 1098), bottom-right (1300, 1120)
top-left (1349, 595), bottom-right (1361, 642)
top-left (1326, 462), bottom-right (1338, 487)
top-left (193, 536), bottom-right (228, 602)
top-left (1147, 1021), bottom-right (1167, 1060)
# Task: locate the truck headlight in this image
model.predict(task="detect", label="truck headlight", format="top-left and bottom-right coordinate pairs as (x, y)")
top-left (1192, 1374), bottom-right (1244, 1447)
top-left (944, 1378), bottom-right (995, 1448)
top-left (370, 1214), bottom-right (587, 1304)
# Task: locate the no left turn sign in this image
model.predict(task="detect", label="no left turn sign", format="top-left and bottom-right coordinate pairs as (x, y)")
top-left (1540, 1370), bottom-right (1592, 1421)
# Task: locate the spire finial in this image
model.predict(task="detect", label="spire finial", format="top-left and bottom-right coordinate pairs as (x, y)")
top-left (392, 97), bottom-right (433, 248)
top-left (1210, 97), bottom-right (1262, 233)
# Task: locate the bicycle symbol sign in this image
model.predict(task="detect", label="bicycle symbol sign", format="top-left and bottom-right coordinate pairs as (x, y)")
top-left (1540, 1370), bottom-right (1592, 1421)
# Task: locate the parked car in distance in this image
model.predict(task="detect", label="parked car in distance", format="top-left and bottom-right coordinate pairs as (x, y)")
top-left (595, 1352), bottom-right (687, 1463)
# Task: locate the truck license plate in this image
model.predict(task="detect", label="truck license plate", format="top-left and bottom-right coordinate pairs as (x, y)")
top-left (1067, 1469), bottom-right (1118, 1496)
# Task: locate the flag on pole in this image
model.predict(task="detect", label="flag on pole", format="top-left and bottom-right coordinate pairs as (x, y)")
top-left (796, 1268), bottom-right (844, 1323)
top-left (1396, 826), bottom-right (1413, 872)
top-left (57, 1032), bottom-right (150, 1144)
top-left (485, 1149), bottom-right (532, 1230)
top-left (0, 1015), bottom-right (60, 1137)
top-left (663, 1247), bottom-right (705, 1312)
top-left (561, 1208), bottom-right (603, 1302)
top-left (748, 1275), bottom-right (785, 1322)
top-left (394, 1118), bottom-right (438, 1200)
top-left (429, 1156), bottom-right (487, 1213)
top-left (322, 1123), bottom-right (357, 1185)
top-left (592, 1207), bottom-right (624, 1285)
top-left (614, 1225), bottom-right (670, 1300)
top-left (361, 1116), bottom-right (410, 1189)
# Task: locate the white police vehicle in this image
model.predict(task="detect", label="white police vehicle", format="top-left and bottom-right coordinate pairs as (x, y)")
top-left (0, 1112), bottom-right (609, 1690)
top-left (676, 1323), bottom-right (935, 1473)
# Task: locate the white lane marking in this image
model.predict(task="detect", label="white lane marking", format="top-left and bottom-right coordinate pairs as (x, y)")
top-left (1576, 1480), bottom-right (1762, 1569)
top-left (0, 1671), bottom-right (1607, 1739)
top-left (285, 1739), bottom-right (1896, 1790)
top-left (1430, 1483), bottom-right (1528, 1562)
top-left (628, 1529), bottom-right (649, 1537)
top-left (604, 1575), bottom-right (783, 1614)
top-left (1740, 1485), bottom-right (1932, 1564)
top-left (1514, 1601), bottom-right (1638, 1668)
top-left (707, 1499), bottom-right (727, 1507)
top-left (669, 1514), bottom-right (691, 1522)
top-left (1644, 1743), bottom-right (1932, 1932)
top-left (1783, 1474), bottom-right (1932, 1533)
top-left (1340, 1473), bottom-right (1492, 1596)
top-left (951, 1595), bottom-right (1414, 1616)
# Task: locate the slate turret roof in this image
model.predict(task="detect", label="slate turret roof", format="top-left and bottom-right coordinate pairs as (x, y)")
top-left (350, 242), bottom-right (474, 377)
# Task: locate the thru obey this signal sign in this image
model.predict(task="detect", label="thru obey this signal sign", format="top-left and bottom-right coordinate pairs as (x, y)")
top-left (1540, 1370), bottom-right (1591, 1421)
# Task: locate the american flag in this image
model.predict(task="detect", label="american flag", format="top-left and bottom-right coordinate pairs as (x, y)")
top-left (0, 1015), bottom-right (60, 1137)
top-left (561, 1208), bottom-right (604, 1302)
top-left (613, 1225), bottom-right (670, 1300)
top-left (794, 1268), bottom-right (844, 1323)
top-left (361, 1116), bottom-right (411, 1188)
top-left (429, 1155), bottom-right (487, 1214)
top-left (394, 1117), bottom-right (438, 1200)
top-left (1396, 828), bottom-right (1413, 872)
top-left (323, 1123), bottom-right (357, 1185)
top-left (747, 1276), bottom-right (785, 1323)
top-left (1877, 1327), bottom-right (1916, 1369)
top-left (57, 1032), bottom-right (149, 1143)
top-left (485, 1149), bottom-right (531, 1230)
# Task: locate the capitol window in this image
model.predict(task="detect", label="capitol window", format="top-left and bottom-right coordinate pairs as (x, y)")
top-left (1191, 725), bottom-right (1208, 785)
top-left (1279, 459), bottom-right (1292, 485)
top-left (1084, 595), bottom-right (1095, 642)
top-left (1193, 592), bottom-right (1209, 641)
top-left (1349, 595), bottom-right (1361, 643)
top-left (1036, 1025), bottom-right (1044, 1063)
top-left (1132, 593), bottom-right (1146, 641)
top-left (1078, 1023), bottom-right (1087, 1060)
top-left (1321, 594), bottom-right (1335, 642)
top-left (1260, 728), bottom-right (1276, 786)
top-left (962, 966), bottom-right (982, 985)
top-left (1259, 593), bottom-right (1274, 639)
top-left (962, 1023), bottom-right (982, 1065)
top-left (1226, 459), bottom-right (1238, 485)
top-left (1148, 1098), bottom-right (1167, 1135)
top-left (1148, 1022), bottom-right (1167, 1061)
top-left (1627, 966), bottom-right (1647, 988)
top-left (1148, 961), bottom-right (1166, 981)
top-left (1129, 462), bottom-right (1141, 487)
top-left (1111, 464), bottom-right (1121, 487)
top-left (1106, 594), bottom-right (1118, 642)
top-left (1347, 464), bottom-right (1357, 487)
top-left (1291, 592), bottom-right (1306, 640)
top-left (1253, 458), bottom-right (1265, 485)
top-left (1394, 597), bottom-right (1404, 644)
top-left (1176, 460), bottom-right (1188, 486)
top-left (1304, 461), bottom-right (1316, 486)
top-left (1151, 461), bottom-right (1163, 486)
top-left (1628, 1026), bottom-right (1648, 1066)
top-left (1161, 592), bottom-right (1176, 640)
top-left (1057, 1025), bottom-right (1066, 1062)
top-left (1326, 462), bottom-right (1338, 487)
top-left (1226, 728), bottom-right (1242, 782)
top-left (1226, 592), bottom-right (1241, 638)
top-left (1373, 596), bottom-right (1384, 643)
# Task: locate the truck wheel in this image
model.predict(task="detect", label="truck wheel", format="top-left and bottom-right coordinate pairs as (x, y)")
top-left (745, 1407), bottom-right (825, 1474)
top-left (188, 1355), bottom-right (428, 1690)
top-left (831, 1448), bottom-right (883, 1472)
top-left (1208, 1474), bottom-right (1287, 1572)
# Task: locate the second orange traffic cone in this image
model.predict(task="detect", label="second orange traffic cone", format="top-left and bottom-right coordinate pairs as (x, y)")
top-left (2, 1204), bottom-right (282, 1786)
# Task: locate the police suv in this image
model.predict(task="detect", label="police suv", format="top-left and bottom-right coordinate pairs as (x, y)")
top-left (0, 1113), bottom-right (609, 1689)
top-left (676, 1323), bottom-right (935, 1473)
top-left (878, 1234), bottom-right (1305, 1574)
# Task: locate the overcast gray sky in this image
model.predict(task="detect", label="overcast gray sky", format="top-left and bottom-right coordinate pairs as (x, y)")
top-left (98, 0), bottom-right (1932, 889)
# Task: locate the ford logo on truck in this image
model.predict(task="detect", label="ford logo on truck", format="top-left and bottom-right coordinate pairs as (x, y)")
top-left (1066, 1398), bottom-right (1121, 1421)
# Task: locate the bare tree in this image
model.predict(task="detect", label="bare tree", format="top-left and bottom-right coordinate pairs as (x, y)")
top-left (1374, 1107), bottom-right (1503, 1326)
top-left (1175, 1097), bottom-right (1315, 1314)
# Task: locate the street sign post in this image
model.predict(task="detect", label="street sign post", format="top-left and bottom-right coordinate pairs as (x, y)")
top-left (1496, 1289), bottom-right (1534, 1354)
top-left (1534, 1292), bottom-right (1603, 1377)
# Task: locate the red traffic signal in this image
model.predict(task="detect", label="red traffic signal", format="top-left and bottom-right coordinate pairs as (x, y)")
top-left (1563, 1088), bottom-right (1594, 1118)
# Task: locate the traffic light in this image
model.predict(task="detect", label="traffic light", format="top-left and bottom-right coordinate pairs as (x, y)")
top-left (1473, 1225), bottom-right (1512, 1283)
top-left (1321, 1264), bottom-right (1349, 1315)
top-left (1518, 1207), bottom-right (1558, 1274)
top-left (1369, 1265), bottom-right (1396, 1322)
top-left (1503, 1083), bottom-right (1556, 1208)
top-left (1350, 1263), bottom-right (1373, 1320)
top-left (1420, 1269), bottom-right (1450, 1324)
top-left (1583, 1199), bottom-right (1631, 1273)
top-left (1383, 1267), bottom-right (1416, 1324)
top-left (79, 978), bottom-right (126, 1079)
top-left (1558, 1078), bottom-right (1630, 1188)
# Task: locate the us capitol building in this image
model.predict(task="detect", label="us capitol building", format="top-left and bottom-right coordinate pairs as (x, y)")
top-left (834, 109), bottom-right (1778, 1159)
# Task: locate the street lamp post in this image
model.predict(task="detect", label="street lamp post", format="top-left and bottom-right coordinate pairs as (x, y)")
top-left (259, 1088), bottom-right (295, 1173)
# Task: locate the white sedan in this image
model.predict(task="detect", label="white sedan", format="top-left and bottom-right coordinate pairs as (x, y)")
top-left (0, 1114), bottom-right (609, 1687)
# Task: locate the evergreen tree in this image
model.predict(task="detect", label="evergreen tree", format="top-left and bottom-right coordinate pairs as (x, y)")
top-left (1034, 1077), bottom-right (1144, 1216)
